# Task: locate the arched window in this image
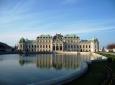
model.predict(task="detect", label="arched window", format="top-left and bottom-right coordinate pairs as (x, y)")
top-left (43, 45), bottom-right (45, 48)
top-left (46, 45), bottom-right (47, 48)
top-left (34, 45), bottom-right (36, 48)
top-left (83, 45), bottom-right (84, 48)
top-left (60, 46), bottom-right (62, 50)
top-left (86, 45), bottom-right (87, 48)
top-left (56, 46), bottom-right (59, 50)
top-left (74, 45), bottom-right (76, 48)
top-left (68, 45), bottom-right (70, 48)
top-left (64, 45), bottom-right (67, 49)
top-left (53, 46), bottom-right (55, 50)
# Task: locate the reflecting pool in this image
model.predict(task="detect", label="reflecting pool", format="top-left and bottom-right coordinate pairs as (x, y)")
top-left (0, 54), bottom-right (98, 85)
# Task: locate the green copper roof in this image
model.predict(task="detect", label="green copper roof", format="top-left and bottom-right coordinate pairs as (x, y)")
top-left (38, 34), bottom-right (52, 38)
top-left (19, 38), bottom-right (25, 43)
top-left (91, 37), bottom-right (98, 42)
top-left (64, 34), bottom-right (79, 38)
top-left (53, 34), bottom-right (63, 41)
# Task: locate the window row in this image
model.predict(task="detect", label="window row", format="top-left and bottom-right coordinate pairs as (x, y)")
top-left (64, 40), bottom-right (79, 43)
top-left (80, 49), bottom-right (91, 52)
top-left (26, 45), bottom-right (36, 48)
top-left (64, 45), bottom-right (79, 49)
top-left (80, 45), bottom-right (90, 48)
top-left (37, 45), bottom-right (51, 48)
top-left (37, 40), bottom-right (51, 43)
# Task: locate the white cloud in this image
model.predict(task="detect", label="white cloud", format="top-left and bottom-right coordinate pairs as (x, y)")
top-left (0, 31), bottom-right (61, 46)
top-left (0, 24), bottom-right (115, 46)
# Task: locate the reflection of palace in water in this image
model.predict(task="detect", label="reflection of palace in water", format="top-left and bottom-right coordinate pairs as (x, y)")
top-left (19, 54), bottom-right (92, 69)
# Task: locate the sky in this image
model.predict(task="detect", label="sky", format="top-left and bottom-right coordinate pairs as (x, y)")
top-left (0, 0), bottom-right (115, 48)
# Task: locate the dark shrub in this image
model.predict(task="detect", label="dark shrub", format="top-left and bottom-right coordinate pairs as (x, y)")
top-left (107, 57), bottom-right (112, 63)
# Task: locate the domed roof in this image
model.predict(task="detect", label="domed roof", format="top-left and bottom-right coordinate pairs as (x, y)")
top-left (64, 34), bottom-right (79, 38)
top-left (53, 34), bottom-right (63, 41)
top-left (91, 37), bottom-right (98, 42)
top-left (19, 38), bottom-right (25, 43)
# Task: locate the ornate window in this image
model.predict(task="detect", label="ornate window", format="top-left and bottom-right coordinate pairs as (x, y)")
top-left (53, 46), bottom-right (55, 50)
top-left (56, 46), bottom-right (59, 50)
top-left (86, 45), bottom-right (87, 48)
top-left (46, 45), bottom-right (47, 48)
top-left (60, 46), bottom-right (62, 50)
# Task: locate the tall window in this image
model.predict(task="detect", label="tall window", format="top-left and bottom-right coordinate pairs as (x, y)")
top-left (53, 46), bottom-right (55, 50)
top-left (83, 45), bottom-right (84, 48)
top-left (56, 46), bottom-right (59, 50)
top-left (74, 45), bottom-right (76, 48)
top-left (65, 45), bottom-right (67, 49)
top-left (34, 45), bottom-right (36, 48)
top-left (60, 46), bottom-right (62, 50)
top-left (46, 45), bottom-right (47, 48)
top-left (20, 45), bottom-right (22, 48)
top-left (80, 45), bottom-right (81, 48)
top-left (71, 45), bottom-right (73, 48)
top-left (43, 45), bottom-right (45, 48)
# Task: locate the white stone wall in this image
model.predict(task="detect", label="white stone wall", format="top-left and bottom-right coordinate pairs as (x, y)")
top-left (80, 42), bottom-right (91, 52)
top-left (18, 35), bottom-right (99, 53)
top-left (36, 36), bottom-right (52, 52)
top-left (63, 36), bottom-right (80, 51)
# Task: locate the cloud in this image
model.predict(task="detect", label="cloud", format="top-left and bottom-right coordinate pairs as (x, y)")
top-left (0, 31), bottom-right (61, 46)
top-left (0, 23), bottom-right (115, 46)
top-left (0, 32), bottom-right (38, 46)
top-left (0, 0), bottom-right (115, 46)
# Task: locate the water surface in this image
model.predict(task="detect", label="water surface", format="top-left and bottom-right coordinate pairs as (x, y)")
top-left (0, 54), bottom-right (94, 85)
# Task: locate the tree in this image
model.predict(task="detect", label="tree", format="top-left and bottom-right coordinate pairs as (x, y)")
top-left (107, 44), bottom-right (115, 49)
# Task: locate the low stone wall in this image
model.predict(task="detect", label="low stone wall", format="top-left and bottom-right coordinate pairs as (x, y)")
top-left (92, 53), bottom-right (108, 61)
top-left (54, 51), bottom-right (94, 55)
top-left (54, 51), bottom-right (78, 54)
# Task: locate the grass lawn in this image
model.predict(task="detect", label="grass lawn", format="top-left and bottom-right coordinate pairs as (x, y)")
top-left (64, 52), bottom-right (115, 85)
top-left (98, 52), bottom-right (115, 61)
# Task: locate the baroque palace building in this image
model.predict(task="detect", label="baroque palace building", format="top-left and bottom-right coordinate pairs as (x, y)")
top-left (18, 34), bottom-right (99, 53)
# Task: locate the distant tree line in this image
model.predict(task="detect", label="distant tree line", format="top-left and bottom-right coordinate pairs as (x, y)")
top-left (107, 44), bottom-right (115, 49)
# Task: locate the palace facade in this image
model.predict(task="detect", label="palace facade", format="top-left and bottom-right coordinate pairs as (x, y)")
top-left (18, 34), bottom-right (99, 53)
